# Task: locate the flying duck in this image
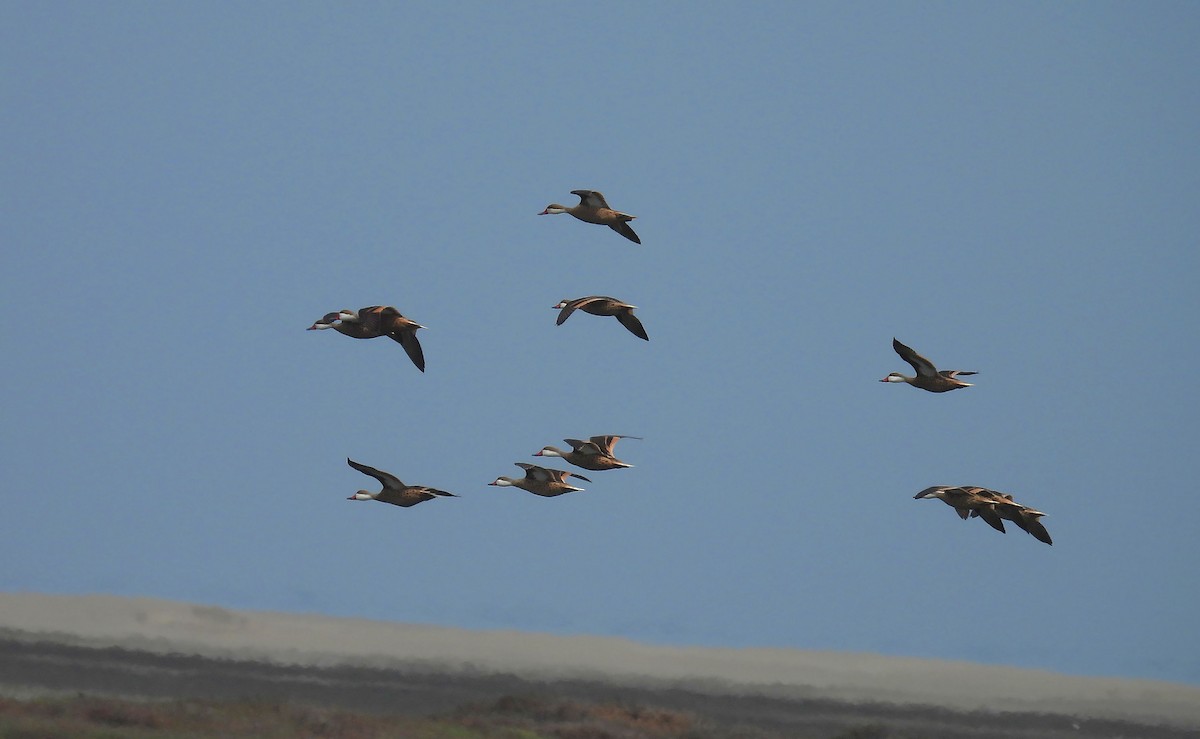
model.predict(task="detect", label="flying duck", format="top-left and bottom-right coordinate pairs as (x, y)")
top-left (346, 458), bottom-right (458, 508)
top-left (488, 463), bottom-right (592, 497)
top-left (553, 296), bottom-right (649, 341)
top-left (534, 434), bottom-right (642, 471)
top-left (914, 486), bottom-right (1006, 532)
top-left (308, 306), bottom-right (427, 372)
top-left (538, 190), bottom-right (640, 244)
top-left (882, 338), bottom-right (976, 393)
top-left (970, 488), bottom-right (1054, 545)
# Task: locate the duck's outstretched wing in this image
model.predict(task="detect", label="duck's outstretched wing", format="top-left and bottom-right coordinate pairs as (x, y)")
top-left (389, 330), bottom-right (426, 372)
top-left (571, 190), bottom-right (609, 208)
top-left (616, 311), bottom-right (649, 340)
top-left (555, 296), bottom-right (592, 325)
top-left (609, 221), bottom-right (641, 244)
top-left (588, 434), bottom-right (643, 455)
top-left (892, 338), bottom-right (939, 377)
top-left (347, 458), bottom-right (404, 490)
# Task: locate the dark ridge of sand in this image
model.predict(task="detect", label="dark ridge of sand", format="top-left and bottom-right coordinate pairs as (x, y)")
top-left (3, 637), bottom-right (1197, 739)
top-left (1, 592), bottom-right (1197, 731)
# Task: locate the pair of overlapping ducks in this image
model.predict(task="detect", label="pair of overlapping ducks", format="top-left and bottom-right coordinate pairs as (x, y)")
top-left (913, 486), bottom-right (1052, 545)
top-left (308, 190), bottom-right (1051, 545)
top-left (308, 191), bottom-right (645, 508)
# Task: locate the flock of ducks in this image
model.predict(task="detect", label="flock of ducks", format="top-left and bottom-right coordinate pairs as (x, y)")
top-left (310, 189), bottom-right (1051, 546)
top-left (311, 191), bottom-right (646, 509)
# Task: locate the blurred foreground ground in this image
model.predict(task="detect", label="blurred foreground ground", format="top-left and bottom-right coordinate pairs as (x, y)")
top-left (2, 594), bottom-right (1198, 738)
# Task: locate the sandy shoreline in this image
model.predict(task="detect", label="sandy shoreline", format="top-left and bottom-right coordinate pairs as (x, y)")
top-left (2, 592), bottom-right (1197, 728)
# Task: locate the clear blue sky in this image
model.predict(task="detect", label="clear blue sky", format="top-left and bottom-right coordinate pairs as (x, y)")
top-left (4, 2), bottom-right (1198, 685)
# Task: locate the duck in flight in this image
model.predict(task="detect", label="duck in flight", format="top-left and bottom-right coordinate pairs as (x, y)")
top-left (345, 458), bottom-right (458, 508)
top-left (552, 296), bottom-right (649, 341)
top-left (882, 338), bottom-right (976, 393)
top-left (913, 486), bottom-right (1006, 531)
top-left (488, 463), bottom-right (592, 497)
top-left (539, 190), bottom-right (640, 244)
top-left (534, 434), bottom-right (641, 471)
top-left (308, 306), bottom-right (427, 372)
top-left (968, 488), bottom-right (1053, 545)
